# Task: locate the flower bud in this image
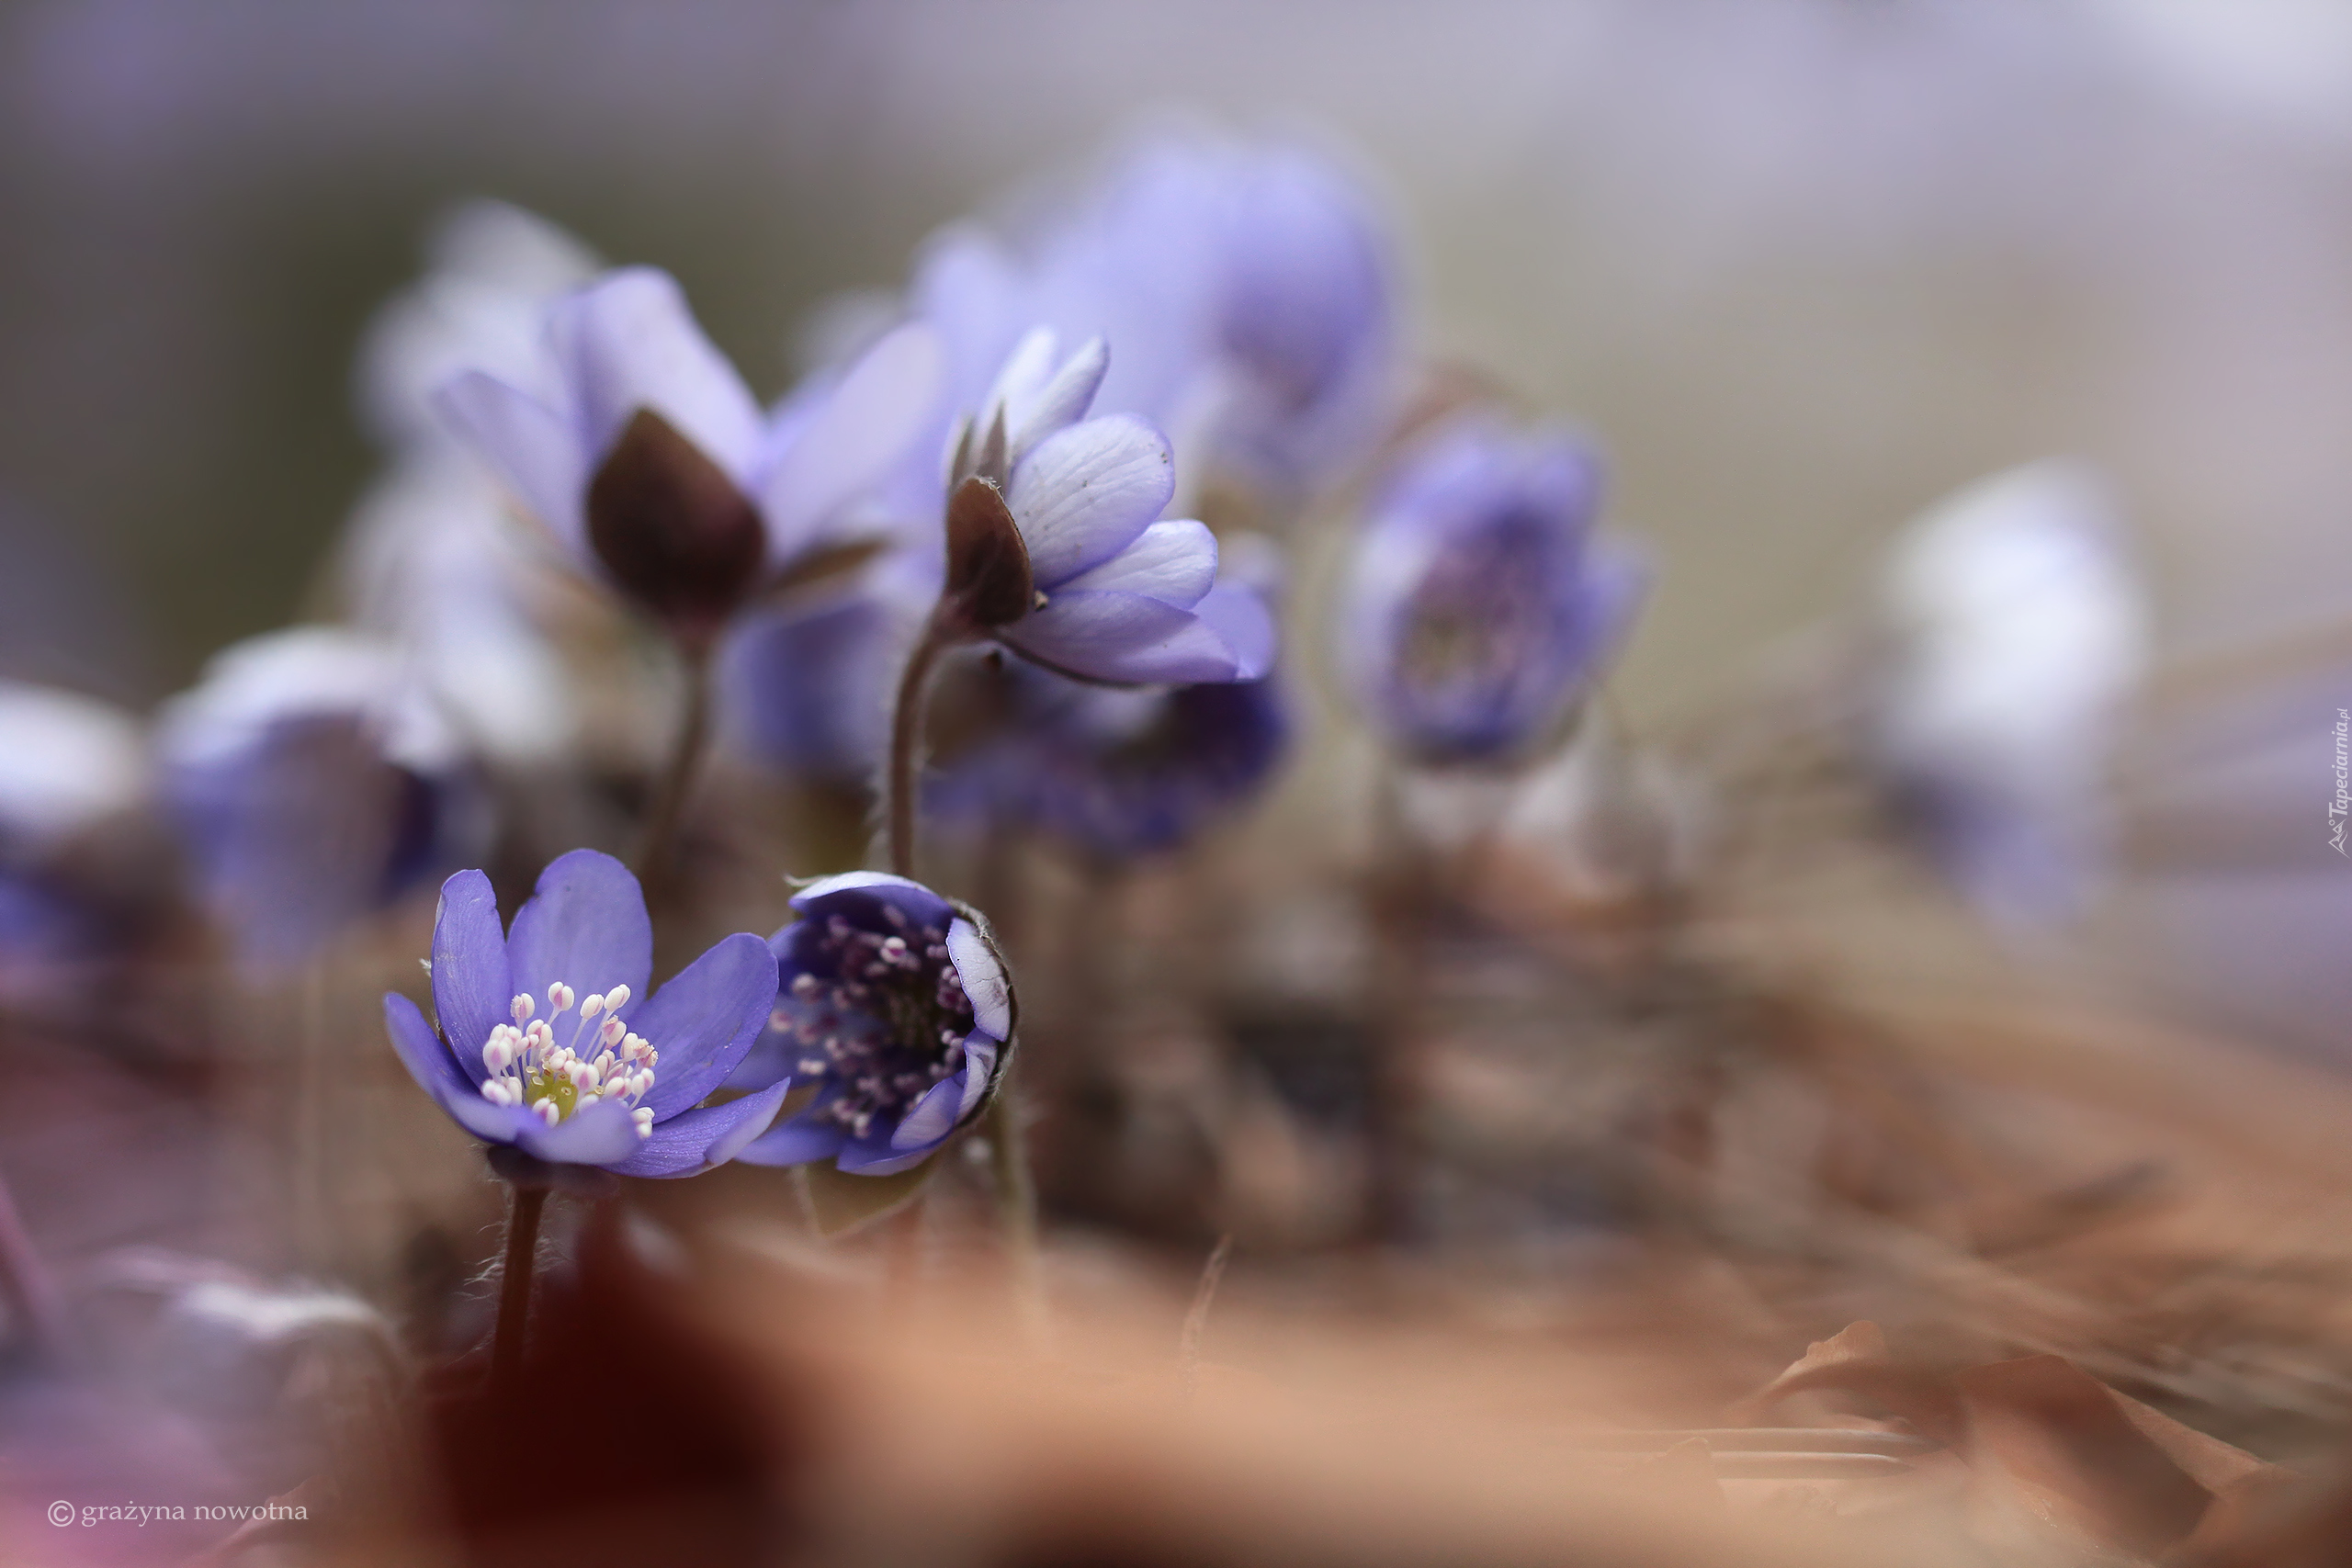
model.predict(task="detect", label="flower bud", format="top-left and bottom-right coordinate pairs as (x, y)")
top-left (942, 474), bottom-right (1035, 630)
top-left (585, 409), bottom-right (768, 653)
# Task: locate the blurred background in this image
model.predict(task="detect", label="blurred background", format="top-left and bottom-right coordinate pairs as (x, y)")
top-left (5, 0), bottom-right (2350, 1055)
top-left (6, 8), bottom-right (2352, 1560)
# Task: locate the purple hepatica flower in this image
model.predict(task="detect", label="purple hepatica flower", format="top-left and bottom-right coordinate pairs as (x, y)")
top-left (385, 849), bottom-right (787, 1176)
top-left (733, 873), bottom-right (1012, 1178)
top-left (929, 658), bottom-right (1288, 862)
top-left (1206, 142), bottom-right (1397, 496)
top-left (1337, 419), bottom-right (1648, 765)
top-left (934, 330), bottom-right (1274, 685)
top-left (158, 627), bottom-right (486, 968)
top-left (435, 265), bottom-right (944, 652)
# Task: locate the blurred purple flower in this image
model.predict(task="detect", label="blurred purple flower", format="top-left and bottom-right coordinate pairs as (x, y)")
top-left (718, 558), bottom-right (929, 786)
top-left (930, 659), bottom-right (1290, 862)
top-left (909, 132), bottom-right (1399, 509)
top-left (942, 331), bottom-right (1275, 685)
top-left (385, 849), bottom-right (786, 1177)
top-left (732, 872), bottom-right (1012, 1178)
top-left (1337, 420), bottom-right (1648, 764)
top-left (435, 266), bottom-right (944, 649)
top-left (158, 627), bottom-right (486, 967)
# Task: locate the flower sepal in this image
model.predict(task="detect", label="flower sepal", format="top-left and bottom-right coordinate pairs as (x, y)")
top-left (485, 1143), bottom-right (623, 1200)
top-left (797, 1150), bottom-right (946, 1237)
top-left (584, 409), bottom-right (769, 653)
top-left (941, 474), bottom-right (1035, 631)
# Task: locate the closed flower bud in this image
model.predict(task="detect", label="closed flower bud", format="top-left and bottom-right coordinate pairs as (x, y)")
top-left (584, 410), bottom-right (769, 653)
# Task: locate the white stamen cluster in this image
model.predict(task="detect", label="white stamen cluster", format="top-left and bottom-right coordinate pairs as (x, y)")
top-left (478, 980), bottom-right (659, 1138)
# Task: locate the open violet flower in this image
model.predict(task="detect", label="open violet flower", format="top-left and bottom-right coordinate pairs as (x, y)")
top-left (1336, 417), bottom-right (1648, 764)
top-left (731, 873), bottom-right (1013, 1178)
top-left (929, 329), bottom-right (1275, 685)
top-left (435, 265), bottom-right (944, 653)
top-left (384, 849), bottom-right (787, 1177)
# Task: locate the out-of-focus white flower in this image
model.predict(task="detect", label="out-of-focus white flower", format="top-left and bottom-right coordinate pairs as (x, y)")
top-left (356, 198), bottom-right (600, 457)
top-left (1485, 716), bottom-right (1695, 914)
top-left (337, 456), bottom-right (582, 765)
top-left (0, 682), bottom-right (154, 965)
top-left (338, 200), bottom-right (602, 764)
top-left (1869, 460), bottom-right (2150, 927)
top-left (0, 682), bottom-right (148, 857)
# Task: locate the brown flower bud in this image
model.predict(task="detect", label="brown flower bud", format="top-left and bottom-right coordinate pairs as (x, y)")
top-left (585, 409), bottom-right (767, 652)
top-left (943, 474), bottom-right (1034, 630)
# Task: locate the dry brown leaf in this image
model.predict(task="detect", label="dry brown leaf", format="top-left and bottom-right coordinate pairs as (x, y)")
top-left (1725, 1321), bottom-right (1963, 1446)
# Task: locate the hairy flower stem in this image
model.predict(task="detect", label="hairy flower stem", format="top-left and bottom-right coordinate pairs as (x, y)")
top-left (632, 643), bottom-right (714, 888)
top-left (884, 615), bottom-right (959, 878)
top-left (985, 1087), bottom-right (1048, 1349)
top-left (492, 1183), bottom-right (547, 1387)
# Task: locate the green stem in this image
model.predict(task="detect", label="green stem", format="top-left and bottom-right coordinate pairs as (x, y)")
top-left (491, 1183), bottom-right (546, 1387)
top-left (632, 643), bottom-right (715, 886)
top-left (885, 615), bottom-right (956, 878)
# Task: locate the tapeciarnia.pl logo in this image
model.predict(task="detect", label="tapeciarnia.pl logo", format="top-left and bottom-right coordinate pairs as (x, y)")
top-left (2331, 707), bottom-right (2348, 856)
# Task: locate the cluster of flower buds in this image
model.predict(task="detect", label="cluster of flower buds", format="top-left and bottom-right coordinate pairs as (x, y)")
top-left (477, 979), bottom-right (657, 1136)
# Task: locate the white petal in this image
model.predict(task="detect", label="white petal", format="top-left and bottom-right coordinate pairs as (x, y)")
top-left (1008, 336), bottom-right (1109, 465)
top-left (1193, 584), bottom-right (1279, 681)
top-left (983, 327), bottom-right (1059, 422)
top-left (1006, 414), bottom-right (1174, 586)
top-left (796, 870), bottom-right (933, 901)
top-left (756, 320), bottom-right (945, 559)
top-left (433, 372), bottom-right (588, 544)
top-left (1057, 519), bottom-right (1217, 607)
top-left (1002, 591), bottom-right (1251, 685)
top-left (956, 1043), bottom-right (999, 1124)
top-left (888, 1078), bottom-right (961, 1150)
top-left (945, 917), bottom-right (1012, 1040)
